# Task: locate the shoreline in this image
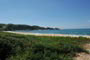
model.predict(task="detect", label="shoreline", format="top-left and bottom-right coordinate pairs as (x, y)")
top-left (4, 31), bottom-right (90, 38)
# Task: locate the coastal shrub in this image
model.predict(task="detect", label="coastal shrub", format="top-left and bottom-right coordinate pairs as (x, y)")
top-left (59, 43), bottom-right (87, 56)
top-left (0, 39), bottom-right (13, 60)
top-left (0, 32), bottom-right (90, 60)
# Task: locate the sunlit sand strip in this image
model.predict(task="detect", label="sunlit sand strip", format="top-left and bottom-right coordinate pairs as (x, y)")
top-left (4, 31), bottom-right (90, 38)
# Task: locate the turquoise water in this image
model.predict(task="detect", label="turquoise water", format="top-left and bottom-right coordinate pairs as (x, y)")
top-left (15, 29), bottom-right (90, 36)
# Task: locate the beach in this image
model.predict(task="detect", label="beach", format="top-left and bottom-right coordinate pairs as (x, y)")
top-left (4, 31), bottom-right (90, 38)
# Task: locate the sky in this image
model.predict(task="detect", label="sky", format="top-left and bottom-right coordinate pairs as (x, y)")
top-left (0, 0), bottom-right (90, 29)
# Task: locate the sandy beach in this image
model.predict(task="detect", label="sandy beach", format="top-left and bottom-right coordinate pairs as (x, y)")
top-left (4, 31), bottom-right (90, 38)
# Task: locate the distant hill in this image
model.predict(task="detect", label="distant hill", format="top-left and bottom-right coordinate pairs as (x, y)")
top-left (0, 24), bottom-right (60, 31)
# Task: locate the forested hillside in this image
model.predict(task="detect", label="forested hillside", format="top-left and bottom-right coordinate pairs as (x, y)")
top-left (0, 24), bottom-right (60, 31)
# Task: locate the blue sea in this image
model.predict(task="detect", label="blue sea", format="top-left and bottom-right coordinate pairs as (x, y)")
top-left (15, 29), bottom-right (90, 36)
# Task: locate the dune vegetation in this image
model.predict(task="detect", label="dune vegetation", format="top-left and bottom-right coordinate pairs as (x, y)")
top-left (0, 32), bottom-right (90, 60)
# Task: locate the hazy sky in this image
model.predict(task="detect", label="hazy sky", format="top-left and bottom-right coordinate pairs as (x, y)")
top-left (0, 0), bottom-right (90, 29)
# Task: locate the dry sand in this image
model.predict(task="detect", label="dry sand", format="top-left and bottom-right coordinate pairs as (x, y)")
top-left (4, 31), bottom-right (90, 38)
top-left (74, 44), bottom-right (90, 60)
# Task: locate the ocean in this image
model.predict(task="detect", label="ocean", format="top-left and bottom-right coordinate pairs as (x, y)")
top-left (15, 29), bottom-right (90, 36)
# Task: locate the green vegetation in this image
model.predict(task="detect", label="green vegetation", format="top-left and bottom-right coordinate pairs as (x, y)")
top-left (0, 24), bottom-right (60, 31)
top-left (0, 32), bottom-right (90, 60)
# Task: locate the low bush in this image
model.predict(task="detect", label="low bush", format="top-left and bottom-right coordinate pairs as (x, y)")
top-left (0, 32), bottom-right (90, 60)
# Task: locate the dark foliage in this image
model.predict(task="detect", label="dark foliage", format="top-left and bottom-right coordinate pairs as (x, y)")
top-left (0, 24), bottom-right (60, 31)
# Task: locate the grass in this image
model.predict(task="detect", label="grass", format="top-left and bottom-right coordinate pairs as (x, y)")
top-left (0, 32), bottom-right (90, 60)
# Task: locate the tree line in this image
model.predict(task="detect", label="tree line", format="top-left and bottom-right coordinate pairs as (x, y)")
top-left (0, 23), bottom-right (60, 31)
